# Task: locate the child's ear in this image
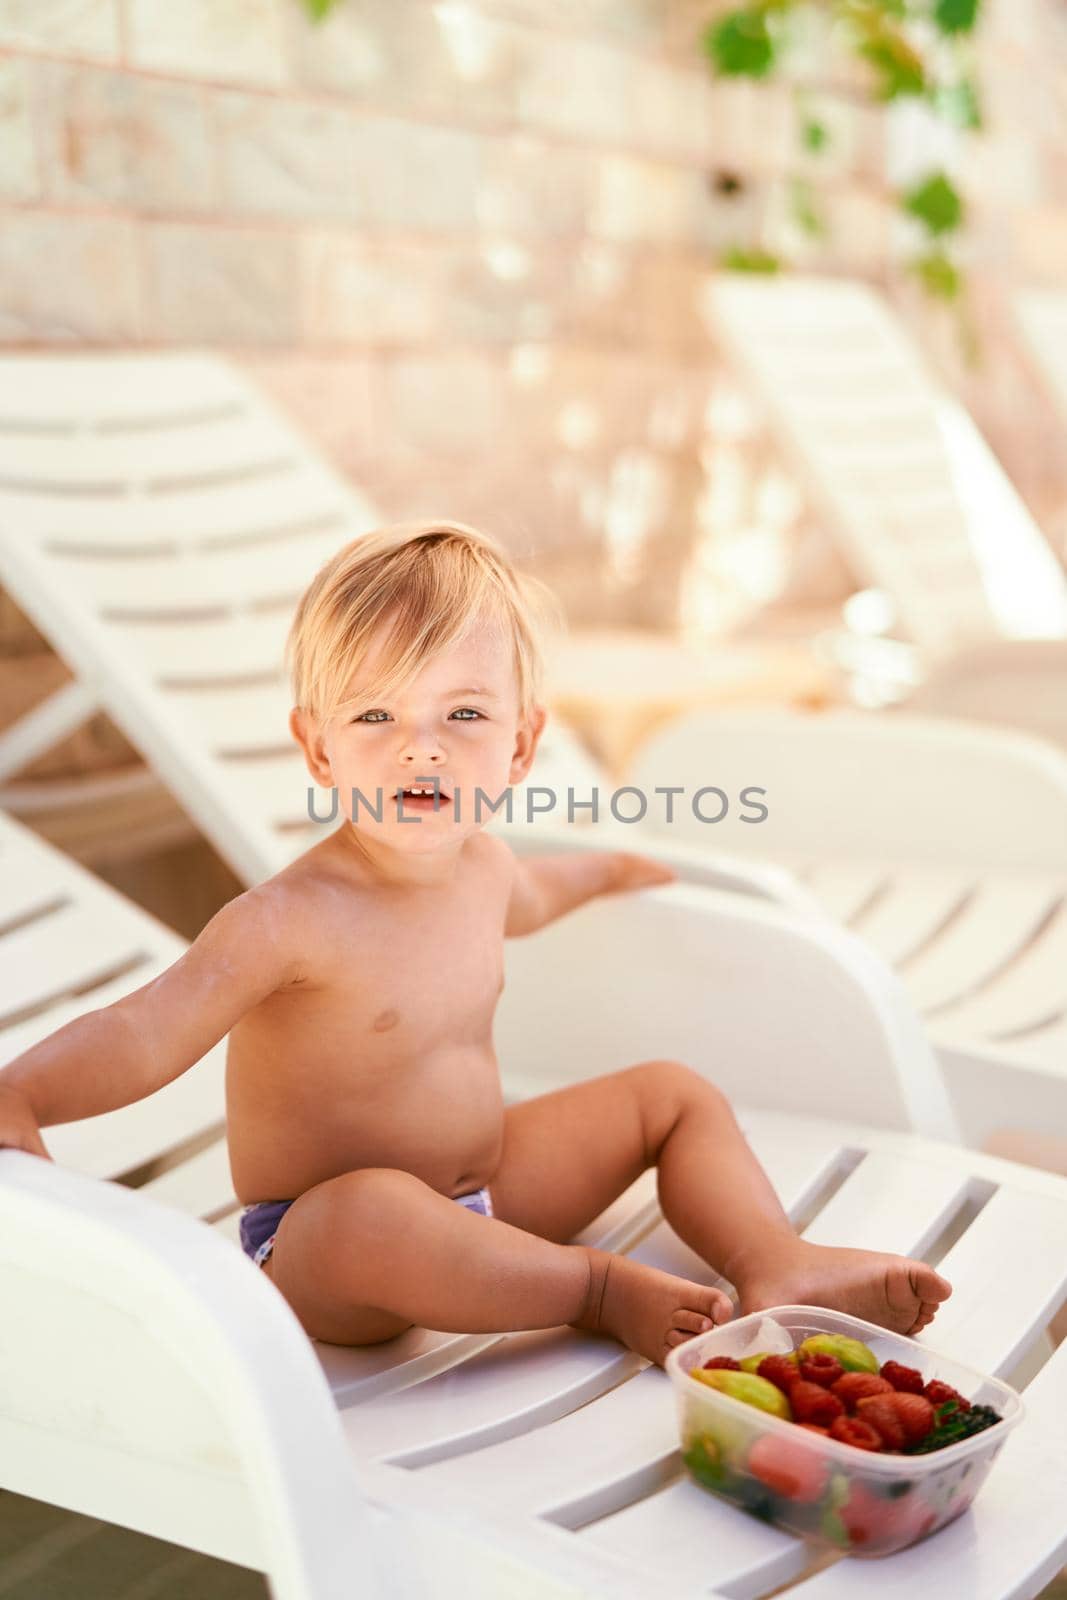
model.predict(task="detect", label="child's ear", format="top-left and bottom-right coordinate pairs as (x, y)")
top-left (509, 703), bottom-right (547, 785)
top-left (289, 707), bottom-right (334, 786)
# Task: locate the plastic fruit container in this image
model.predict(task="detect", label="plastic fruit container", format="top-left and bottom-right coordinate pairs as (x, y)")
top-left (666, 1305), bottom-right (1023, 1558)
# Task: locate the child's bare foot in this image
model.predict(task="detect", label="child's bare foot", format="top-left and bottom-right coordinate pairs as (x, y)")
top-left (733, 1240), bottom-right (951, 1337)
top-left (573, 1248), bottom-right (732, 1367)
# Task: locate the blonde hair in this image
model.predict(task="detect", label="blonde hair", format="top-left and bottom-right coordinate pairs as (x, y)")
top-left (286, 520), bottom-right (562, 725)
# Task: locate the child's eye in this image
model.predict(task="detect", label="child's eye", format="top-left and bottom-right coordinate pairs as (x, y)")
top-left (353, 710), bottom-right (390, 723)
top-left (450, 708), bottom-right (484, 720)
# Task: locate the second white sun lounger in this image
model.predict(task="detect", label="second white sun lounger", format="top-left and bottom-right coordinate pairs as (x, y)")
top-left (2, 810), bottom-right (1065, 1599)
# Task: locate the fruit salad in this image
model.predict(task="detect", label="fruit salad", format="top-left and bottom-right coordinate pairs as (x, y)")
top-left (667, 1307), bottom-right (1023, 1559)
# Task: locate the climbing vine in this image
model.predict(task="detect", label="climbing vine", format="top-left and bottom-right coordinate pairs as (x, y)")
top-left (703, 0), bottom-right (983, 306)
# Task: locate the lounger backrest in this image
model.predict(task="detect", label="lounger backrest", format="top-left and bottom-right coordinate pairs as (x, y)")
top-left (1015, 287), bottom-right (1067, 429)
top-left (629, 709), bottom-right (1067, 868)
top-left (706, 275), bottom-right (1067, 652)
top-left (0, 354), bottom-right (376, 884)
top-left (0, 1146), bottom-right (386, 1600)
top-left (0, 808), bottom-right (227, 1181)
top-left (0, 353), bottom-right (610, 884)
top-left (495, 879), bottom-right (956, 1138)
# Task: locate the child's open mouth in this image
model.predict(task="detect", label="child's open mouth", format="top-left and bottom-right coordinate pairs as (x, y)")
top-left (394, 785), bottom-right (452, 811)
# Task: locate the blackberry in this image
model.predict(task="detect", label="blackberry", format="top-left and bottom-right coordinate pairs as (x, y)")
top-left (904, 1404), bottom-right (1002, 1454)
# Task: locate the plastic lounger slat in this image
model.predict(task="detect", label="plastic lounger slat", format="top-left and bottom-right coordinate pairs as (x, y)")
top-left (0, 355), bottom-right (246, 420)
top-left (0, 958), bottom-right (172, 1065)
top-left (917, 1186), bottom-right (1067, 1375)
top-left (161, 681), bottom-right (293, 755)
top-left (0, 462), bottom-right (355, 547)
top-left (849, 870), bottom-right (976, 969)
top-left (138, 1134), bottom-right (234, 1217)
top-left (0, 901), bottom-right (154, 1020)
top-left (43, 1045), bottom-right (227, 1180)
top-left (905, 877), bottom-right (1066, 1017)
top-left (929, 903), bottom-right (1067, 1041)
top-left (45, 526), bottom-right (347, 615)
top-left (803, 861), bottom-right (891, 924)
top-left (0, 414), bottom-right (299, 486)
top-left (423, 1365), bottom-right (809, 1599)
top-left (116, 610), bottom-right (293, 682)
top-left (801, 1149), bottom-right (973, 1260)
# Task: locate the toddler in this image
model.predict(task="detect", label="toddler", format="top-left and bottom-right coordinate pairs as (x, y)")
top-left (0, 522), bottom-right (950, 1365)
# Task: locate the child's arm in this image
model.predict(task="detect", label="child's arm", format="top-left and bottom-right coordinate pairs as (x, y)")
top-left (505, 849), bottom-right (676, 937)
top-left (0, 887), bottom-right (304, 1153)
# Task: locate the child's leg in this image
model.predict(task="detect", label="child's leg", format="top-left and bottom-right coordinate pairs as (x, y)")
top-left (261, 1164), bottom-right (728, 1365)
top-left (491, 1061), bottom-right (951, 1337)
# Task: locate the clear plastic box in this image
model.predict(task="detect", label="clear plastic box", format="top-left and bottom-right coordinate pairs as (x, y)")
top-left (666, 1305), bottom-right (1023, 1558)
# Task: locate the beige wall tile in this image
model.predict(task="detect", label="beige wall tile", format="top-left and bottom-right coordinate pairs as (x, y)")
top-left (0, 212), bottom-right (140, 341)
top-left (143, 223), bottom-right (298, 343)
top-left (292, 0), bottom-right (519, 124)
top-left (0, 0), bottom-right (118, 58)
top-left (0, 57), bottom-right (38, 201)
top-left (36, 64), bottom-right (216, 212)
top-left (127, 0), bottom-right (287, 89)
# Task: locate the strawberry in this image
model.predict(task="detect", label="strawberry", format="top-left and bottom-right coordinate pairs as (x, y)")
top-left (797, 1352), bottom-right (843, 1388)
top-left (831, 1372), bottom-right (894, 1411)
top-left (840, 1480), bottom-right (936, 1552)
top-left (828, 1415), bottom-right (883, 1451)
top-left (701, 1355), bottom-right (741, 1371)
top-left (789, 1379), bottom-right (845, 1428)
top-left (757, 1354), bottom-right (801, 1393)
top-left (923, 1379), bottom-right (970, 1413)
top-left (747, 1434), bottom-right (829, 1503)
top-left (856, 1395), bottom-right (906, 1450)
top-left (879, 1360), bottom-right (924, 1394)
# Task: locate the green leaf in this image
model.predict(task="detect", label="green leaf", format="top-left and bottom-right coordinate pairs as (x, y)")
top-left (721, 246), bottom-right (782, 273)
top-left (910, 249), bottom-right (962, 299)
top-left (933, 0), bottom-right (980, 33)
top-left (704, 10), bottom-right (777, 78)
top-left (302, 0), bottom-right (344, 19)
top-left (858, 34), bottom-right (926, 98)
top-left (933, 77), bottom-right (983, 129)
top-left (903, 171), bottom-right (965, 235)
top-left (801, 116), bottom-right (830, 152)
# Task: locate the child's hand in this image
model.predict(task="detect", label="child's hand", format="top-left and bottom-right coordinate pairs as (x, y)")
top-left (0, 1085), bottom-right (53, 1161)
top-left (609, 852), bottom-right (678, 893)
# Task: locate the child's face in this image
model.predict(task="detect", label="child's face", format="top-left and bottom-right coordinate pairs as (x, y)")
top-left (292, 619), bottom-right (545, 854)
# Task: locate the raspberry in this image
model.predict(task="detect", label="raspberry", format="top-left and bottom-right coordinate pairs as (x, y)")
top-left (756, 1355), bottom-right (801, 1393)
top-left (832, 1372), bottom-right (894, 1411)
top-left (701, 1355), bottom-right (741, 1371)
top-left (923, 1379), bottom-right (970, 1413)
top-left (856, 1396), bottom-right (906, 1450)
top-left (829, 1415), bottom-right (883, 1452)
top-left (797, 1352), bottom-right (843, 1388)
top-left (889, 1393), bottom-right (936, 1444)
top-left (879, 1360), bottom-right (924, 1394)
top-left (789, 1379), bottom-right (845, 1428)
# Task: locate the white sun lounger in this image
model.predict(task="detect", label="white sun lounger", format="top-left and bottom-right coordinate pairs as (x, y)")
top-left (704, 274), bottom-right (1067, 742)
top-left (2, 811), bottom-right (1066, 1598)
top-left (0, 351), bottom-right (775, 914)
top-left (628, 708), bottom-right (1067, 1149)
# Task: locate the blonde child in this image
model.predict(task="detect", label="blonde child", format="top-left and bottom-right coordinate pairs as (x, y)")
top-left (0, 522), bottom-right (950, 1365)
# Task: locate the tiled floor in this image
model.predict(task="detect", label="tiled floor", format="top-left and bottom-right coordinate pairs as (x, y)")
top-left (3, 1488), bottom-right (1067, 1598)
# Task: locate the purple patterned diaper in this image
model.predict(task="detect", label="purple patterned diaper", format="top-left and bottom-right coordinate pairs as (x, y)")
top-left (238, 1182), bottom-right (493, 1269)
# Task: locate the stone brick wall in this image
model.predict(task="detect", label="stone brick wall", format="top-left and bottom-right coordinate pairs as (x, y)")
top-left (0, 0), bottom-right (1064, 633)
